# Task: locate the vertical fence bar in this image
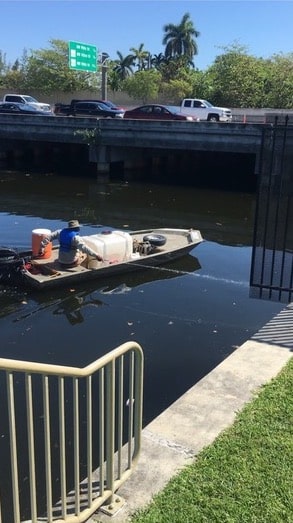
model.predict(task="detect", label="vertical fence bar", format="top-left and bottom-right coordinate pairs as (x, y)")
top-left (278, 195), bottom-right (291, 301)
top-left (58, 376), bottom-right (67, 519)
top-left (278, 120), bottom-right (292, 301)
top-left (86, 375), bottom-right (92, 505)
top-left (127, 352), bottom-right (134, 467)
top-left (25, 373), bottom-right (37, 522)
top-left (133, 348), bottom-right (144, 458)
top-left (260, 123), bottom-right (277, 297)
top-left (117, 356), bottom-right (124, 478)
top-left (99, 368), bottom-right (105, 497)
top-left (289, 261), bottom-right (293, 302)
top-left (268, 129), bottom-right (283, 295)
top-left (6, 372), bottom-right (20, 523)
top-left (73, 377), bottom-right (80, 515)
top-left (43, 375), bottom-right (53, 522)
top-left (106, 360), bottom-right (115, 502)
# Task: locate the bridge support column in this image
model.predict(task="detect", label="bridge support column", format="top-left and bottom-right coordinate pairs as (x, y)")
top-left (91, 145), bottom-right (111, 183)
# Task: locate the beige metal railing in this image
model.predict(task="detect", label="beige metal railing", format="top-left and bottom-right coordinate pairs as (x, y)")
top-left (0, 341), bottom-right (143, 523)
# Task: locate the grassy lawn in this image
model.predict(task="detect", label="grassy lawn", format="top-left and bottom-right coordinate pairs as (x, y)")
top-left (131, 358), bottom-right (293, 523)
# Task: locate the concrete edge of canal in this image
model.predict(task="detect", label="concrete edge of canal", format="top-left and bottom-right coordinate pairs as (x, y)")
top-left (93, 303), bottom-right (293, 523)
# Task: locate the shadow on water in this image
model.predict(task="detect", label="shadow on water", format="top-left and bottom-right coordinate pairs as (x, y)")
top-left (0, 254), bottom-right (201, 322)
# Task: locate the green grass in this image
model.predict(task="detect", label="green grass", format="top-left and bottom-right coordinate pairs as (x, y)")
top-left (131, 358), bottom-right (293, 523)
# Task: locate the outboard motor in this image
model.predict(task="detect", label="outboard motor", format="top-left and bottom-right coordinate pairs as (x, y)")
top-left (0, 247), bottom-right (25, 282)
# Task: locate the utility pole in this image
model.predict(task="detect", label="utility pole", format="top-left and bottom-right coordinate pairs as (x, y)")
top-left (101, 52), bottom-right (109, 100)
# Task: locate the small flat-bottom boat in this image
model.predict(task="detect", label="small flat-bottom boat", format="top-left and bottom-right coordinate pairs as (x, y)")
top-left (0, 228), bottom-right (203, 290)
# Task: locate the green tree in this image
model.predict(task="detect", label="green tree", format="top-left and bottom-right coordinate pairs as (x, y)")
top-left (162, 12), bottom-right (200, 63)
top-left (160, 78), bottom-right (193, 103)
top-left (158, 60), bottom-right (198, 102)
top-left (23, 39), bottom-right (99, 93)
top-left (113, 51), bottom-right (134, 81)
top-left (264, 53), bottom-right (293, 108)
top-left (129, 43), bottom-right (150, 71)
top-left (0, 49), bottom-right (28, 89)
top-left (151, 53), bottom-right (167, 70)
top-left (107, 67), bottom-right (123, 92)
top-left (159, 55), bottom-right (192, 82)
top-left (123, 69), bottom-right (161, 103)
top-left (0, 51), bottom-right (7, 87)
top-left (204, 43), bottom-right (269, 107)
top-left (0, 51), bottom-right (7, 74)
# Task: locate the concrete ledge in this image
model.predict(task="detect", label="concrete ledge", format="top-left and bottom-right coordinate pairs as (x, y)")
top-left (93, 306), bottom-right (293, 522)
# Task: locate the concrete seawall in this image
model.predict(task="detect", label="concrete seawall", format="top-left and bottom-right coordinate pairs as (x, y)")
top-left (93, 303), bottom-right (293, 522)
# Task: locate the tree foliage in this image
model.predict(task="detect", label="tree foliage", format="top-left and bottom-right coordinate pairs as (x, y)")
top-left (162, 12), bottom-right (200, 63)
top-left (205, 46), bottom-right (267, 107)
top-left (24, 39), bottom-right (100, 93)
top-left (1, 39), bottom-right (100, 93)
top-left (112, 51), bottom-right (134, 80)
top-left (129, 43), bottom-right (150, 71)
top-left (202, 44), bottom-right (293, 108)
top-left (122, 70), bottom-right (161, 103)
top-left (263, 53), bottom-right (293, 108)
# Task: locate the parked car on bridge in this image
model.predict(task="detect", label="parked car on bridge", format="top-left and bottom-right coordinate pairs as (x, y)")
top-left (2, 94), bottom-right (52, 113)
top-left (54, 99), bottom-right (125, 116)
top-left (92, 100), bottom-right (125, 112)
top-left (0, 102), bottom-right (54, 115)
top-left (54, 100), bottom-right (124, 118)
top-left (123, 104), bottom-right (195, 121)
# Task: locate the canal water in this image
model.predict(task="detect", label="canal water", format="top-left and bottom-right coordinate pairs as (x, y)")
top-left (0, 170), bottom-right (283, 423)
top-left (0, 169), bottom-right (285, 521)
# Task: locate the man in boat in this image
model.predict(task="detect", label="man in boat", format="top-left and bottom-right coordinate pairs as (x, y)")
top-left (38, 219), bottom-right (103, 267)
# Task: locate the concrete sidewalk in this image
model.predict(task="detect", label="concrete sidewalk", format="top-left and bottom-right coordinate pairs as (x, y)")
top-left (93, 304), bottom-right (293, 522)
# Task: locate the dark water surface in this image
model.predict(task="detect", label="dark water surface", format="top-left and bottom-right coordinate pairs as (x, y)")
top-left (0, 170), bottom-right (283, 424)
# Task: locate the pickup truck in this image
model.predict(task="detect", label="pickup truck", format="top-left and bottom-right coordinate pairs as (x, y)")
top-left (54, 99), bottom-right (124, 118)
top-left (179, 98), bottom-right (232, 122)
top-left (2, 94), bottom-right (52, 113)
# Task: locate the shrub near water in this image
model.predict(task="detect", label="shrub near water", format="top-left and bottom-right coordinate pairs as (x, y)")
top-left (132, 358), bottom-right (293, 523)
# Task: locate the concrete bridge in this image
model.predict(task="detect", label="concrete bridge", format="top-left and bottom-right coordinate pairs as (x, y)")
top-left (0, 114), bottom-right (280, 183)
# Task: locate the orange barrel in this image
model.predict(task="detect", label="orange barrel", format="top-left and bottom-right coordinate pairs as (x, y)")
top-left (32, 228), bottom-right (52, 259)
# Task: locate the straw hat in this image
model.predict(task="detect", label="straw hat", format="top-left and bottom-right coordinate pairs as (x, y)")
top-left (67, 219), bottom-right (80, 229)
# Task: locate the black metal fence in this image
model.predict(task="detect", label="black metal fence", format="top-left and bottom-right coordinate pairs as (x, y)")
top-left (250, 116), bottom-right (293, 303)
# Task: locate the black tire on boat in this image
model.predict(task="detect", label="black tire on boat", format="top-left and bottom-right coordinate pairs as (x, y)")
top-left (0, 247), bottom-right (19, 264)
top-left (143, 234), bottom-right (167, 247)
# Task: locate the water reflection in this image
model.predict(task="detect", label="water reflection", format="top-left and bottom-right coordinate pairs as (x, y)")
top-left (0, 170), bottom-right (255, 247)
top-left (2, 254), bottom-right (201, 326)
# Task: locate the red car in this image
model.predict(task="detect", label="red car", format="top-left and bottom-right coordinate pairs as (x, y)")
top-left (123, 104), bottom-right (194, 121)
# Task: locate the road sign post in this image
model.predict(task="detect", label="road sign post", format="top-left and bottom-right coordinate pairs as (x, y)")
top-left (69, 41), bottom-right (98, 72)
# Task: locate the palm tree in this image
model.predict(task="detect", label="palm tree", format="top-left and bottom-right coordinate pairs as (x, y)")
top-left (129, 43), bottom-right (150, 71)
top-left (151, 53), bottom-right (167, 70)
top-left (162, 12), bottom-right (200, 62)
top-left (113, 51), bottom-right (134, 81)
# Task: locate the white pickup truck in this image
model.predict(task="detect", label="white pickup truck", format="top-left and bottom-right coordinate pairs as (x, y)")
top-left (2, 94), bottom-right (51, 113)
top-left (179, 98), bottom-right (232, 122)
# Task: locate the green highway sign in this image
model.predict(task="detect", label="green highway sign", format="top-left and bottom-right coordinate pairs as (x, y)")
top-left (69, 41), bottom-right (98, 72)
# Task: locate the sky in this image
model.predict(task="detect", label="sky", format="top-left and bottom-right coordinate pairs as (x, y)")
top-left (1, 0), bottom-right (293, 71)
